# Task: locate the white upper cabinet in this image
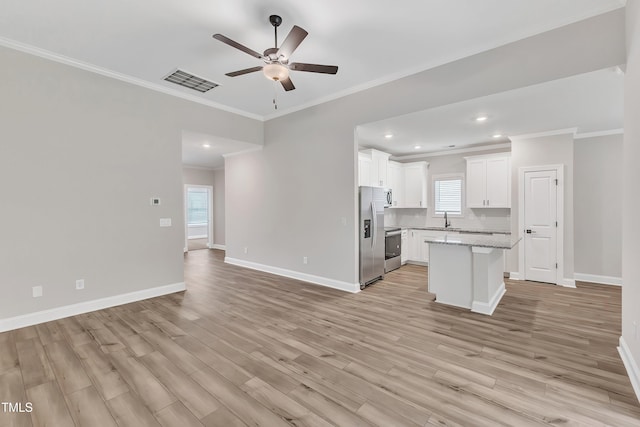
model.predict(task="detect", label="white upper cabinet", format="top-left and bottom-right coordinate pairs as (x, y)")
top-left (465, 154), bottom-right (511, 208)
top-left (403, 162), bottom-right (428, 208)
top-left (358, 152), bottom-right (372, 187)
top-left (387, 161), bottom-right (404, 207)
top-left (359, 149), bottom-right (390, 187)
top-left (358, 150), bottom-right (428, 208)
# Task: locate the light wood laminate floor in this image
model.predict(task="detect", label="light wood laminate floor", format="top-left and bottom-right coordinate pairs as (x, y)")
top-left (1, 249), bottom-right (639, 426)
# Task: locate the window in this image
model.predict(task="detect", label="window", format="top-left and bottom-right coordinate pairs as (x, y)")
top-left (187, 187), bottom-right (209, 225)
top-left (433, 174), bottom-right (463, 216)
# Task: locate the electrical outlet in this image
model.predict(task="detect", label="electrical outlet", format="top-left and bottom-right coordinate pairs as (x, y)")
top-left (150, 197), bottom-right (161, 206)
top-left (303, 256), bottom-right (308, 264)
top-left (243, 247), bottom-right (248, 254)
top-left (159, 218), bottom-right (172, 227)
top-left (341, 217), bottom-right (347, 226)
top-left (76, 279), bottom-right (85, 290)
top-left (32, 286), bottom-right (43, 298)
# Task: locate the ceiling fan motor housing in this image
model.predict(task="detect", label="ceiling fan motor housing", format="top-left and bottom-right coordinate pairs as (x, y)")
top-left (269, 15), bottom-right (283, 27)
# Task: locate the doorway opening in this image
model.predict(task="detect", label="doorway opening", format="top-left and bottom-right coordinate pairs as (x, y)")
top-left (184, 185), bottom-right (213, 252)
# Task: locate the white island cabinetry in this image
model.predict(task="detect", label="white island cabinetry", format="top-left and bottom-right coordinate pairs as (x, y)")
top-left (426, 233), bottom-right (520, 315)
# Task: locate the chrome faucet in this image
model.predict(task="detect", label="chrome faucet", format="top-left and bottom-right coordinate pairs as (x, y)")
top-left (444, 211), bottom-right (451, 228)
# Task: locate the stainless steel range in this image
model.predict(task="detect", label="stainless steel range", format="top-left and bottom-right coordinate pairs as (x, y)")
top-left (384, 226), bottom-right (402, 273)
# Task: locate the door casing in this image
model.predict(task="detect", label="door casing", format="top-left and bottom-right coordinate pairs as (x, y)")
top-left (184, 184), bottom-right (214, 252)
top-left (517, 164), bottom-right (570, 286)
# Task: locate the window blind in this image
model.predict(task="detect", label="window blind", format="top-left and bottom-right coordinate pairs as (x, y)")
top-left (434, 178), bottom-right (462, 214)
top-left (187, 188), bottom-right (209, 225)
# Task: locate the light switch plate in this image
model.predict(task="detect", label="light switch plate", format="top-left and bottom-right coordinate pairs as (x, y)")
top-left (32, 286), bottom-right (43, 298)
top-left (150, 198), bottom-right (161, 206)
top-left (160, 218), bottom-right (172, 227)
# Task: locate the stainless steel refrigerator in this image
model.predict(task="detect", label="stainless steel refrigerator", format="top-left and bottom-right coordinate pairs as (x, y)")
top-left (359, 186), bottom-right (387, 289)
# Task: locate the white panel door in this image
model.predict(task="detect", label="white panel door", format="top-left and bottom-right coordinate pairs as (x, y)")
top-left (524, 170), bottom-right (557, 283)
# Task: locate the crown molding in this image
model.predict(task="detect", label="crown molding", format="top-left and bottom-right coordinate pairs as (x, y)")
top-left (0, 36), bottom-right (263, 122)
top-left (574, 128), bottom-right (624, 139)
top-left (221, 146), bottom-right (264, 158)
top-left (182, 164), bottom-right (221, 171)
top-left (391, 143), bottom-right (511, 161)
top-left (508, 128), bottom-right (577, 141)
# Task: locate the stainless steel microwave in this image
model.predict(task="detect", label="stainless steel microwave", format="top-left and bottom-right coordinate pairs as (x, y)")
top-left (383, 188), bottom-right (392, 207)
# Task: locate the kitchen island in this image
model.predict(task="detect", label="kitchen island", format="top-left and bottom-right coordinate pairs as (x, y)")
top-left (425, 233), bottom-right (521, 315)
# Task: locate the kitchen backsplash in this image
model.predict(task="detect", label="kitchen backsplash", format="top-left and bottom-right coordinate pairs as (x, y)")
top-left (385, 208), bottom-right (510, 232)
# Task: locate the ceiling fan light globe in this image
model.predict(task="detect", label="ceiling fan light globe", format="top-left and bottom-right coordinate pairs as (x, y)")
top-left (263, 63), bottom-right (289, 81)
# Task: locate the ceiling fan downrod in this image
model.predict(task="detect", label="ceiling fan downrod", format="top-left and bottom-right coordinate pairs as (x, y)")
top-left (269, 15), bottom-right (282, 48)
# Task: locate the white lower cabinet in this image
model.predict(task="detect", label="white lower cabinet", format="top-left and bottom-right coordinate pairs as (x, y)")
top-left (401, 229), bottom-right (408, 264)
top-left (407, 229), bottom-right (429, 264)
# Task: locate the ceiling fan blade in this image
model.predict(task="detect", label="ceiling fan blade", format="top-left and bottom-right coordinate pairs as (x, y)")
top-left (225, 66), bottom-right (263, 77)
top-left (277, 25), bottom-right (308, 59)
top-left (289, 63), bottom-right (338, 74)
top-left (213, 34), bottom-right (262, 59)
top-left (280, 76), bottom-right (295, 91)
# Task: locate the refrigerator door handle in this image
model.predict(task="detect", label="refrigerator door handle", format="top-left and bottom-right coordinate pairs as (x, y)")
top-left (371, 201), bottom-right (376, 248)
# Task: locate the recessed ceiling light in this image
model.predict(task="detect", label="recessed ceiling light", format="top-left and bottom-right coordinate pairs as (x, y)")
top-left (414, 145), bottom-right (421, 149)
top-left (202, 143), bottom-right (211, 148)
top-left (384, 134), bottom-right (393, 139)
top-left (476, 116), bottom-right (488, 122)
top-left (492, 134), bottom-right (502, 138)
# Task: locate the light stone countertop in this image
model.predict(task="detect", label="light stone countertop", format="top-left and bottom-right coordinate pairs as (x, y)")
top-left (423, 233), bottom-right (521, 249)
top-left (398, 226), bottom-right (511, 235)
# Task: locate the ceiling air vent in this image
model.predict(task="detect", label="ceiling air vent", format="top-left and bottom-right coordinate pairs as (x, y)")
top-left (164, 69), bottom-right (219, 93)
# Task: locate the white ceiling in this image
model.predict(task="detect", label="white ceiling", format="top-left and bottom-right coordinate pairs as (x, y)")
top-left (0, 0), bottom-right (626, 120)
top-left (357, 67), bottom-right (624, 157)
top-left (181, 131), bottom-right (259, 169)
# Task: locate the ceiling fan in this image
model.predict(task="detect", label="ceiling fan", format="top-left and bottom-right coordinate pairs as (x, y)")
top-left (213, 15), bottom-right (338, 92)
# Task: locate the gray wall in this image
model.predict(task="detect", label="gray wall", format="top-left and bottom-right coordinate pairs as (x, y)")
top-left (0, 46), bottom-right (261, 320)
top-left (225, 10), bottom-right (625, 288)
top-left (509, 133), bottom-right (575, 282)
top-left (623, 0), bottom-right (640, 388)
top-left (574, 134), bottom-right (623, 279)
top-left (182, 167), bottom-right (226, 246)
top-left (213, 169), bottom-right (226, 246)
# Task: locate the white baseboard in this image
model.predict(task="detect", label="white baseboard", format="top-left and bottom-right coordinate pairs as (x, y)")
top-left (225, 257), bottom-right (360, 293)
top-left (471, 283), bottom-right (506, 316)
top-left (0, 282), bottom-right (186, 333)
top-left (509, 272), bottom-right (522, 280)
top-left (618, 336), bottom-right (640, 404)
top-left (574, 273), bottom-right (622, 286)
top-left (560, 278), bottom-right (576, 288)
top-left (434, 298), bottom-right (471, 310)
top-left (210, 244), bottom-right (226, 250)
